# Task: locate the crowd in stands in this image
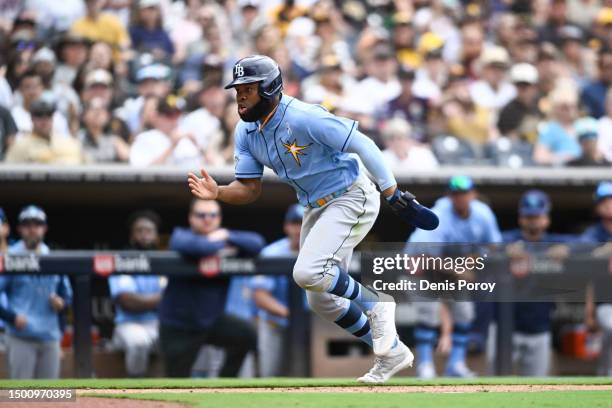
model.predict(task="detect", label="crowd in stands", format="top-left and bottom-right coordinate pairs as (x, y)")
top-left (0, 0), bottom-right (610, 168)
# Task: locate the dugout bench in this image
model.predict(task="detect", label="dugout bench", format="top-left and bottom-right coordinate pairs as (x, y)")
top-left (0, 250), bottom-right (609, 378)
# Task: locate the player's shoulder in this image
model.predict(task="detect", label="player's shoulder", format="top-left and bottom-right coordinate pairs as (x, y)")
top-left (471, 199), bottom-right (497, 219)
top-left (261, 237), bottom-right (291, 257)
top-left (281, 95), bottom-right (333, 121)
top-left (502, 229), bottom-right (522, 243)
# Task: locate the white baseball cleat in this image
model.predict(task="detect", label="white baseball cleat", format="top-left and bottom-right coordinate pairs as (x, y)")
top-left (416, 362), bottom-right (436, 379)
top-left (367, 293), bottom-right (397, 356)
top-left (358, 339), bottom-right (414, 384)
top-left (445, 362), bottom-right (477, 378)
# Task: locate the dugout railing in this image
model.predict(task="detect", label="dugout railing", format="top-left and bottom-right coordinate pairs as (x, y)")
top-left (0, 250), bottom-right (609, 378)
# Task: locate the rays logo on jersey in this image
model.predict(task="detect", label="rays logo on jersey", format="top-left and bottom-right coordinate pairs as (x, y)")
top-left (282, 122), bottom-right (312, 166)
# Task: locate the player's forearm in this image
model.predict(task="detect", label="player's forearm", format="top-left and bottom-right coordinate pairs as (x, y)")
top-left (254, 290), bottom-right (289, 318)
top-left (346, 130), bottom-right (397, 195)
top-left (218, 179), bottom-right (262, 204)
top-left (117, 292), bottom-right (161, 312)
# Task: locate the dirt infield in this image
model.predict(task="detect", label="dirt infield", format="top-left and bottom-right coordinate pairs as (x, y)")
top-left (80, 384), bottom-right (612, 394)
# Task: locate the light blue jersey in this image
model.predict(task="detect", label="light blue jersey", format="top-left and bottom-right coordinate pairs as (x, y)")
top-left (108, 275), bottom-right (162, 324)
top-left (234, 95), bottom-right (361, 206)
top-left (251, 237), bottom-right (296, 327)
top-left (409, 197), bottom-right (502, 244)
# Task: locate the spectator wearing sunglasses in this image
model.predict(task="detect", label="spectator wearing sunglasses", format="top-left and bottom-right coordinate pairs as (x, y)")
top-left (4, 98), bottom-right (82, 164)
top-left (159, 198), bottom-right (263, 377)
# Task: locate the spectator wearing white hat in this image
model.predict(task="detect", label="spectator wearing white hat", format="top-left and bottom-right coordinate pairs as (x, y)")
top-left (31, 47), bottom-right (81, 135)
top-left (115, 63), bottom-right (172, 136)
top-left (497, 63), bottom-right (543, 143)
top-left (568, 117), bottom-right (610, 166)
top-left (380, 117), bottom-right (438, 171)
top-left (469, 46), bottom-right (517, 112)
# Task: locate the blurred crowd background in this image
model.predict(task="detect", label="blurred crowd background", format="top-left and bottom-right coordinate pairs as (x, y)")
top-left (0, 0), bottom-right (611, 168)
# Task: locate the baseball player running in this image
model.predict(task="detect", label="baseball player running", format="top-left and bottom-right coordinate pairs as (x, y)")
top-left (188, 55), bottom-right (438, 383)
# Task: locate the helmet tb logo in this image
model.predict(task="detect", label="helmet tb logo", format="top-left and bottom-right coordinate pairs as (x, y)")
top-left (234, 64), bottom-right (244, 77)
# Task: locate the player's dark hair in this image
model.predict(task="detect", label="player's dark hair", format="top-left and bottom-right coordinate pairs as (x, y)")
top-left (18, 68), bottom-right (42, 87)
top-left (127, 209), bottom-right (162, 232)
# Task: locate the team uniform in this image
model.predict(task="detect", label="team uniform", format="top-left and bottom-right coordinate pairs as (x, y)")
top-left (580, 182), bottom-right (612, 376)
top-left (499, 229), bottom-right (573, 376)
top-left (224, 55), bottom-right (439, 383)
top-left (407, 183), bottom-right (502, 378)
top-left (108, 275), bottom-right (163, 377)
top-left (252, 237), bottom-right (294, 377)
top-left (0, 240), bottom-right (72, 379)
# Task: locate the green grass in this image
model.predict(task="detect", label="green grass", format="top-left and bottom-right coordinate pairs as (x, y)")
top-left (0, 377), bottom-right (610, 389)
top-left (95, 391), bottom-right (612, 408)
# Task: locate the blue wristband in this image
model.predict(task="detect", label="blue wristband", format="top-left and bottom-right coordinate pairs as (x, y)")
top-left (386, 188), bottom-right (401, 203)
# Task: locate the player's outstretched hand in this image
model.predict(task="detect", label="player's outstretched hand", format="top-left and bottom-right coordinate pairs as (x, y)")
top-left (188, 168), bottom-right (219, 200)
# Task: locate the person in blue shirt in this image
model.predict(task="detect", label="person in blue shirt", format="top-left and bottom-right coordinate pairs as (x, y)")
top-left (159, 198), bottom-right (264, 377)
top-left (582, 181), bottom-right (612, 376)
top-left (251, 204), bottom-right (302, 377)
top-left (408, 175), bottom-right (502, 379)
top-left (580, 49), bottom-right (612, 119)
top-left (0, 206), bottom-right (72, 379)
top-left (498, 190), bottom-right (574, 376)
top-left (533, 87), bottom-right (582, 166)
top-left (188, 55), bottom-right (439, 384)
top-left (108, 210), bottom-right (164, 377)
top-left (129, 0), bottom-right (175, 61)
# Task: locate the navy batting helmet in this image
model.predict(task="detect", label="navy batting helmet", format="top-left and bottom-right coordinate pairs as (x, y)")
top-left (224, 55), bottom-right (283, 99)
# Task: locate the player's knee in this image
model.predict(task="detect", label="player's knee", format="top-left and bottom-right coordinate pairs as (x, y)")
top-left (292, 263), bottom-right (311, 289)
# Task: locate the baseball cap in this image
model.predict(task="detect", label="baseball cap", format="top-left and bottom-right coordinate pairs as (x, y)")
top-left (418, 32), bottom-right (444, 56)
top-left (18, 205), bottom-right (47, 224)
top-left (0, 208), bottom-right (6, 225)
top-left (575, 117), bottom-right (599, 142)
top-left (519, 190), bottom-right (551, 216)
top-left (398, 65), bottom-right (415, 80)
top-left (239, 0), bottom-right (260, 9)
top-left (285, 204), bottom-right (304, 223)
top-left (373, 44), bottom-right (395, 61)
top-left (32, 47), bottom-right (56, 64)
top-left (85, 69), bottom-right (113, 88)
top-left (594, 181), bottom-right (612, 202)
top-left (320, 54), bottom-right (342, 71)
top-left (510, 63), bottom-right (538, 85)
top-left (558, 25), bottom-right (583, 42)
top-left (480, 46), bottom-right (510, 67)
top-left (448, 175), bottom-right (475, 193)
top-left (30, 98), bottom-right (56, 116)
top-left (136, 64), bottom-right (171, 82)
top-left (157, 94), bottom-right (184, 116)
top-left (139, 0), bottom-right (161, 8)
